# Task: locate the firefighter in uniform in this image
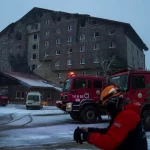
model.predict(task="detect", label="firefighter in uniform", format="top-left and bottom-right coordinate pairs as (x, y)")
top-left (73, 85), bottom-right (148, 150)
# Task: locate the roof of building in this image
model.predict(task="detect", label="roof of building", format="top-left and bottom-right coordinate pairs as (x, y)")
top-left (1, 71), bottom-right (62, 92)
top-left (0, 7), bottom-right (148, 51)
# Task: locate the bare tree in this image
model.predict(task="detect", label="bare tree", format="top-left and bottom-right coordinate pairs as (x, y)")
top-left (89, 50), bottom-right (117, 78)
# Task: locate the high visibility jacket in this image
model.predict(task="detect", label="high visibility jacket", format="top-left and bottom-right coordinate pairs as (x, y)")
top-left (88, 103), bottom-right (148, 150)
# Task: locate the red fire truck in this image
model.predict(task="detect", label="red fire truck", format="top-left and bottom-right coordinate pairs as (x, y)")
top-left (0, 88), bottom-right (9, 106)
top-left (56, 72), bottom-right (107, 123)
top-left (108, 68), bottom-right (150, 131)
top-left (56, 69), bottom-right (150, 131)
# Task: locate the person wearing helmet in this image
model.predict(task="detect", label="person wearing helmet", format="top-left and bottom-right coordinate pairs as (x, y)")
top-left (73, 85), bottom-right (148, 150)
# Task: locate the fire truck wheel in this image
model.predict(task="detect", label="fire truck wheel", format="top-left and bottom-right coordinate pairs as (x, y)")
top-left (142, 110), bottom-right (150, 131)
top-left (80, 106), bottom-right (97, 124)
top-left (70, 113), bottom-right (80, 121)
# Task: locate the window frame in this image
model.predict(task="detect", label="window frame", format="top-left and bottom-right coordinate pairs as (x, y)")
top-left (56, 49), bottom-right (60, 55)
top-left (45, 20), bottom-right (50, 25)
top-left (45, 30), bottom-right (49, 36)
top-left (109, 41), bottom-right (116, 48)
top-left (57, 73), bottom-right (62, 78)
top-left (32, 54), bottom-right (37, 60)
top-left (33, 34), bottom-right (38, 40)
top-left (80, 46), bottom-right (85, 52)
top-left (80, 58), bottom-right (85, 65)
top-left (67, 48), bottom-right (72, 54)
top-left (16, 91), bottom-right (20, 98)
top-left (94, 32), bottom-right (100, 38)
top-left (67, 36), bottom-right (72, 43)
top-left (67, 25), bottom-right (72, 31)
top-left (67, 60), bottom-right (72, 66)
top-left (93, 56), bottom-right (100, 63)
top-left (109, 29), bottom-right (115, 35)
top-left (44, 52), bottom-right (49, 57)
top-left (32, 64), bottom-right (37, 71)
top-left (79, 34), bottom-right (85, 40)
top-left (56, 38), bottom-right (60, 44)
top-left (45, 41), bottom-right (49, 46)
top-left (94, 44), bottom-right (100, 50)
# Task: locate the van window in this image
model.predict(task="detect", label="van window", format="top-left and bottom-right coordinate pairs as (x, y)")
top-left (94, 80), bottom-right (102, 88)
top-left (28, 95), bottom-right (39, 101)
top-left (74, 79), bottom-right (86, 89)
top-left (132, 75), bottom-right (145, 89)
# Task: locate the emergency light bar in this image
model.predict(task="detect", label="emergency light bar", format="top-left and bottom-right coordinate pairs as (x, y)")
top-left (67, 72), bottom-right (75, 78)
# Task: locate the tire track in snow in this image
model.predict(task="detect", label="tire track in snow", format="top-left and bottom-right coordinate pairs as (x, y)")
top-left (6, 113), bottom-right (31, 124)
top-left (21, 114), bottom-right (33, 126)
top-left (0, 113), bottom-right (16, 125)
top-left (0, 113), bottom-right (31, 125)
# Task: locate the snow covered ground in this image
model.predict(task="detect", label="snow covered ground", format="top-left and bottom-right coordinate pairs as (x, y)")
top-left (0, 104), bottom-right (150, 150)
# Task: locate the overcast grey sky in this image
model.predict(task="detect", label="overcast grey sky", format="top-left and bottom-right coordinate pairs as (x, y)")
top-left (0, 0), bottom-right (149, 68)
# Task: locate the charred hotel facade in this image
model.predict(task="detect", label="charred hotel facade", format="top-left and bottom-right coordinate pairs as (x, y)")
top-left (0, 7), bottom-right (148, 85)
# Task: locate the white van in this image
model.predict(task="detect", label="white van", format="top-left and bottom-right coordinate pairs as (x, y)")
top-left (26, 92), bottom-right (43, 110)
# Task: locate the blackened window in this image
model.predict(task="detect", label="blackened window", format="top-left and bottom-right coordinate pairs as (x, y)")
top-left (74, 79), bottom-right (86, 89)
top-left (80, 20), bottom-right (86, 27)
top-left (33, 44), bottom-right (37, 49)
top-left (56, 50), bottom-right (60, 55)
top-left (93, 80), bottom-right (102, 88)
top-left (67, 48), bottom-right (72, 53)
top-left (33, 34), bottom-right (38, 40)
top-left (32, 64), bottom-right (36, 71)
top-left (132, 75), bottom-right (145, 89)
top-left (94, 32), bottom-right (100, 37)
top-left (32, 54), bottom-right (36, 59)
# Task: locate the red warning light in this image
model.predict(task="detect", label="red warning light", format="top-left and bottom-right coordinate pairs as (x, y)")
top-left (67, 72), bottom-right (75, 78)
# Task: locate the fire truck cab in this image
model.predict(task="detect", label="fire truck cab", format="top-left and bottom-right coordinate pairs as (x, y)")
top-left (56, 72), bottom-right (107, 123)
top-left (108, 69), bottom-right (150, 131)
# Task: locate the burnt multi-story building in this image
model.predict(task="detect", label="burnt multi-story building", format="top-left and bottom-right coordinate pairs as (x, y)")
top-left (0, 8), bottom-right (51, 72)
top-left (0, 7), bottom-right (148, 85)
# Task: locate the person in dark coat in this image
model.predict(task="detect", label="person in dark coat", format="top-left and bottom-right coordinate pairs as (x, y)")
top-left (74, 85), bottom-right (148, 150)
